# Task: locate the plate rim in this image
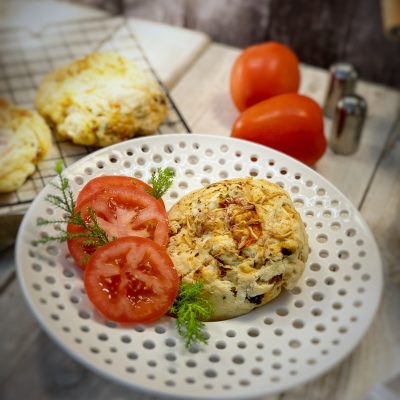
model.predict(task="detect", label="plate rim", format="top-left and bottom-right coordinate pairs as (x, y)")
top-left (15, 133), bottom-right (383, 399)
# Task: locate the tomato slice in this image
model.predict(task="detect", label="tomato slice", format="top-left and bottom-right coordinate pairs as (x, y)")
top-left (76, 176), bottom-right (165, 209)
top-left (67, 186), bottom-right (169, 268)
top-left (84, 237), bottom-right (179, 323)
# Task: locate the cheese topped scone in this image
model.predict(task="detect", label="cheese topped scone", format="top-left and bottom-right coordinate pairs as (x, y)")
top-left (0, 98), bottom-right (52, 193)
top-left (35, 52), bottom-right (167, 147)
top-left (167, 178), bottom-right (308, 320)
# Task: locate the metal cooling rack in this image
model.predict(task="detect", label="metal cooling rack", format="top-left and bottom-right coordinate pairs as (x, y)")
top-left (0, 16), bottom-right (191, 215)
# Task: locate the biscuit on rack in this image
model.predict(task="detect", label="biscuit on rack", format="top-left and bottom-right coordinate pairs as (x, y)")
top-left (35, 52), bottom-right (168, 147)
top-left (168, 177), bottom-right (309, 320)
top-left (0, 98), bottom-right (52, 193)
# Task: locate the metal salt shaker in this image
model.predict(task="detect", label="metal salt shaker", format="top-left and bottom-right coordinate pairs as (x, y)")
top-left (329, 94), bottom-right (367, 155)
top-left (324, 63), bottom-right (358, 118)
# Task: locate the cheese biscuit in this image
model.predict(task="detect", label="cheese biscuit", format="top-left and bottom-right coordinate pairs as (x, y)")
top-left (167, 178), bottom-right (308, 320)
top-left (35, 52), bottom-right (168, 147)
top-left (0, 98), bottom-right (52, 193)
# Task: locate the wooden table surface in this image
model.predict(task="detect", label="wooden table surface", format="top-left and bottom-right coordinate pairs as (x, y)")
top-left (1, 2), bottom-right (399, 400)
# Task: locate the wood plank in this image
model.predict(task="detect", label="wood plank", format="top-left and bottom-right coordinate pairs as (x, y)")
top-left (170, 43), bottom-right (239, 134)
top-left (0, 278), bottom-right (281, 400)
top-left (307, 69), bottom-right (400, 206)
top-left (170, 43), bottom-right (400, 399)
top-left (128, 18), bottom-right (210, 89)
top-left (356, 118), bottom-right (400, 382)
top-left (0, 246), bottom-right (15, 291)
top-left (171, 43), bottom-right (400, 206)
top-left (279, 115), bottom-right (400, 400)
top-left (360, 118), bottom-right (400, 289)
top-left (0, 2), bottom-right (210, 90)
top-left (278, 288), bottom-right (400, 400)
top-left (0, 280), bottom-right (158, 400)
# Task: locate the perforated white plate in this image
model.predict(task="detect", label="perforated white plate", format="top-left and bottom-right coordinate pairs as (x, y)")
top-left (16, 134), bottom-right (383, 399)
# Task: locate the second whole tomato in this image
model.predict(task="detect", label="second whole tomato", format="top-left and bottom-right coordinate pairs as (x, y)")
top-left (231, 93), bottom-right (327, 166)
top-left (230, 42), bottom-right (300, 111)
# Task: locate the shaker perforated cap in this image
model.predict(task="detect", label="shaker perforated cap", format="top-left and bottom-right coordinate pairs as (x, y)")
top-left (329, 94), bottom-right (367, 155)
top-left (324, 63), bottom-right (358, 118)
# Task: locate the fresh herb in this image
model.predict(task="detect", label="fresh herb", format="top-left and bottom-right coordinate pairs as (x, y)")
top-left (169, 282), bottom-right (213, 348)
top-left (147, 167), bottom-right (175, 199)
top-left (35, 160), bottom-right (109, 246)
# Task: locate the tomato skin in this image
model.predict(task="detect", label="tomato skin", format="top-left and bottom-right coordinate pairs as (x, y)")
top-left (76, 175), bottom-right (165, 210)
top-left (231, 93), bottom-right (327, 166)
top-left (230, 42), bottom-right (300, 111)
top-left (67, 186), bottom-right (169, 268)
top-left (84, 237), bottom-right (179, 324)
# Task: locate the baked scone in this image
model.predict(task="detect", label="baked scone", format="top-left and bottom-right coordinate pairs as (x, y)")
top-left (0, 98), bottom-right (52, 193)
top-left (167, 178), bottom-right (308, 320)
top-left (35, 52), bottom-right (168, 147)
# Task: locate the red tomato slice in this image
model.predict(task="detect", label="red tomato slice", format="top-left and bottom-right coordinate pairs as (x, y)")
top-left (67, 186), bottom-right (169, 268)
top-left (76, 175), bottom-right (165, 209)
top-left (84, 237), bottom-right (179, 323)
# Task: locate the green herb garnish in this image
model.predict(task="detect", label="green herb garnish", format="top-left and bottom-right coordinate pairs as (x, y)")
top-left (35, 160), bottom-right (109, 247)
top-left (147, 167), bottom-right (175, 199)
top-left (169, 282), bottom-right (213, 348)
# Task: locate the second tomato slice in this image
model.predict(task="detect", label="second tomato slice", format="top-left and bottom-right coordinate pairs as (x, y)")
top-left (84, 236), bottom-right (179, 323)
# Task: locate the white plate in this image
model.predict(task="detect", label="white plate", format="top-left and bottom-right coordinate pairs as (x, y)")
top-left (16, 134), bottom-right (383, 399)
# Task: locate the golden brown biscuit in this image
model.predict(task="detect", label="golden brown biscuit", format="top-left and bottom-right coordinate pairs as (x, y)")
top-left (35, 52), bottom-right (168, 147)
top-left (0, 98), bottom-right (52, 193)
top-left (167, 178), bottom-right (308, 320)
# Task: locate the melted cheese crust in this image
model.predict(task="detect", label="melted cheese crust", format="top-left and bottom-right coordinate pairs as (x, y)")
top-left (168, 178), bottom-right (309, 320)
top-left (35, 52), bottom-right (167, 147)
top-left (0, 98), bottom-right (51, 192)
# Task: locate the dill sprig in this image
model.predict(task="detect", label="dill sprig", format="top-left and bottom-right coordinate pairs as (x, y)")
top-left (147, 167), bottom-right (175, 199)
top-left (169, 282), bottom-right (213, 348)
top-left (34, 160), bottom-right (109, 247)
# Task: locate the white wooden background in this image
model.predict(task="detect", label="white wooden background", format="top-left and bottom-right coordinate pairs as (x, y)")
top-left (1, 1), bottom-right (400, 400)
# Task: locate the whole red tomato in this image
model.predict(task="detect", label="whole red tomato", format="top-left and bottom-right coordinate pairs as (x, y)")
top-left (230, 42), bottom-right (300, 111)
top-left (231, 93), bottom-right (327, 166)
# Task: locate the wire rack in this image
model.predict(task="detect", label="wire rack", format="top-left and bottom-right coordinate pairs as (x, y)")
top-left (0, 16), bottom-right (191, 216)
